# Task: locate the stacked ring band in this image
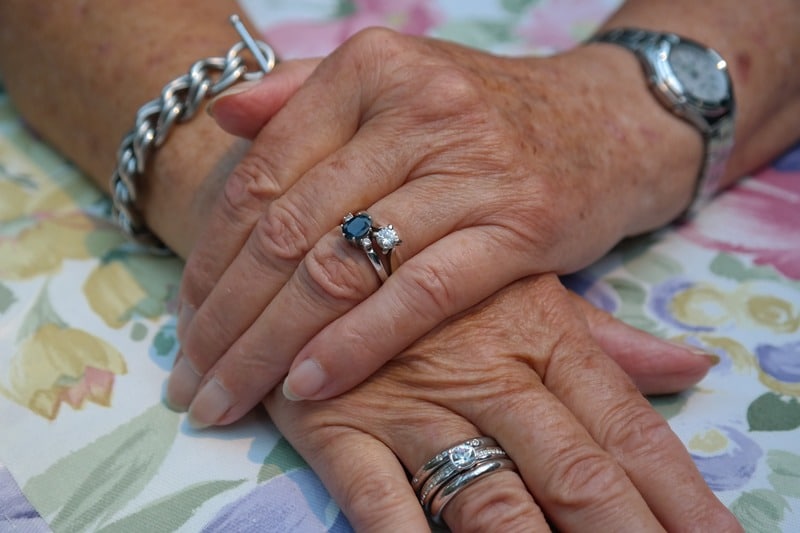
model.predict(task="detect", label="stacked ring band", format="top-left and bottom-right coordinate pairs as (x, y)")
top-left (341, 211), bottom-right (401, 283)
top-left (411, 437), bottom-right (517, 525)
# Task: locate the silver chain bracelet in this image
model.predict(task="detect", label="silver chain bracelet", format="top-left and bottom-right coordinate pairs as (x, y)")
top-left (109, 14), bottom-right (277, 249)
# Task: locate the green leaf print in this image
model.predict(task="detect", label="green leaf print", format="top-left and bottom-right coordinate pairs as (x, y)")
top-left (501, 0), bottom-right (540, 15)
top-left (710, 253), bottom-right (800, 289)
top-left (24, 404), bottom-right (180, 531)
top-left (767, 450), bottom-right (800, 498)
top-left (152, 322), bottom-right (178, 357)
top-left (648, 393), bottom-right (689, 420)
top-left (16, 282), bottom-right (67, 343)
top-left (258, 437), bottom-right (308, 483)
top-left (731, 489), bottom-right (788, 533)
top-left (605, 277), bottom-right (666, 336)
top-left (0, 280), bottom-right (15, 313)
top-left (747, 393), bottom-right (800, 432)
top-left (97, 479), bottom-right (245, 533)
top-left (435, 19), bottom-right (515, 50)
top-left (622, 250), bottom-right (683, 285)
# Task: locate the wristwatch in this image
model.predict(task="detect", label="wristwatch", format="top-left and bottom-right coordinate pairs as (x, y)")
top-left (591, 28), bottom-right (736, 218)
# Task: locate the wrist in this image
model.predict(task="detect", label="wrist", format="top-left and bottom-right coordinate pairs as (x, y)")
top-left (140, 117), bottom-right (247, 258)
top-left (558, 44), bottom-right (703, 236)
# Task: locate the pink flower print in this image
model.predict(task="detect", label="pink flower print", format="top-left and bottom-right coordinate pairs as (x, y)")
top-left (679, 166), bottom-right (800, 280)
top-left (261, 0), bottom-right (443, 59)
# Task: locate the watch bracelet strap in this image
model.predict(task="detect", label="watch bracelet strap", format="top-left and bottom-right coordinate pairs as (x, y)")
top-left (590, 28), bottom-right (662, 52)
top-left (589, 27), bottom-right (735, 220)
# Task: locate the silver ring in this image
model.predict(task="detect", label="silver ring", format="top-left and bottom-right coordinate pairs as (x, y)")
top-left (429, 458), bottom-right (517, 524)
top-left (411, 437), bottom-right (516, 525)
top-left (341, 211), bottom-right (401, 284)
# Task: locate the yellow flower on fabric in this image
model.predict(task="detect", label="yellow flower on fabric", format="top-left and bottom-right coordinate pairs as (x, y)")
top-left (83, 253), bottom-right (182, 329)
top-left (670, 285), bottom-right (733, 328)
top-left (3, 324), bottom-right (126, 420)
top-left (0, 180), bottom-right (28, 220)
top-left (84, 260), bottom-right (150, 329)
top-left (745, 295), bottom-right (799, 333)
top-left (0, 212), bottom-right (96, 279)
top-left (0, 177), bottom-right (122, 280)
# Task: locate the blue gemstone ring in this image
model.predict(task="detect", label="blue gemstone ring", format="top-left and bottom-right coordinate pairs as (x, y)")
top-left (341, 211), bottom-right (402, 283)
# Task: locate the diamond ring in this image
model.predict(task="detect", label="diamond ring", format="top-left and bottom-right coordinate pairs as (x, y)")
top-left (411, 437), bottom-right (517, 525)
top-left (341, 211), bottom-right (402, 284)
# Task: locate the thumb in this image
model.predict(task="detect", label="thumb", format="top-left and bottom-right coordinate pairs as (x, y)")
top-left (208, 57), bottom-right (322, 139)
top-left (568, 292), bottom-right (719, 395)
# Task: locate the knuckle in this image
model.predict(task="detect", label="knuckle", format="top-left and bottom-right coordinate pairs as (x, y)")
top-left (600, 402), bottom-right (678, 461)
top-left (248, 202), bottom-right (312, 264)
top-left (341, 468), bottom-right (409, 523)
top-left (180, 308), bottom-right (230, 369)
top-left (344, 26), bottom-right (405, 62)
top-left (543, 444), bottom-right (629, 511)
top-left (300, 242), bottom-right (375, 305)
top-left (427, 67), bottom-right (485, 111)
top-left (180, 254), bottom-right (216, 307)
top-left (223, 155), bottom-right (283, 214)
top-left (399, 260), bottom-right (459, 321)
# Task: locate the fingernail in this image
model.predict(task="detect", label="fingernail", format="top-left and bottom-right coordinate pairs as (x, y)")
top-left (669, 340), bottom-right (721, 366)
top-left (165, 356), bottom-right (202, 411)
top-left (188, 378), bottom-right (233, 429)
top-left (176, 303), bottom-right (195, 343)
top-left (207, 80), bottom-right (261, 117)
top-left (283, 359), bottom-right (326, 401)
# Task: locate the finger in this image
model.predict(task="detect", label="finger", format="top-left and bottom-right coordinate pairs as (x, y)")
top-left (173, 120), bottom-right (426, 415)
top-left (208, 58), bottom-right (322, 139)
top-left (543, 283), bottom-right (740, 530)
top-left (568, 291), bottom-right (718, 394)
top-left (264, 392), bottom-right (547, 532)
top-left (176, 45), bottom-right (367, 344)
top-left (456, 360), bottom-right (663, 531)
top-left (266, 426), bottom-right (427, 532)
top-left (183, 166), bottom-right (497, 423)
top-left (283, 225), bottom-right (530, 400)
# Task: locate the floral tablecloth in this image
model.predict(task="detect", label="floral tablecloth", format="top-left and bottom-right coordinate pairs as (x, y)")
top-left (1, 1), bottom-right (799, 531)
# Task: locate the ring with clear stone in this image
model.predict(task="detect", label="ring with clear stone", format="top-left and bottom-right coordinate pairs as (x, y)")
top-left (340, 211), bottom-right (402, 283)
top-left (411, 436), bottom-right (517, 523)
top-left (411, 437), bottom-right (498, 492)
top-left (417, 446), bottom-right (507, 508)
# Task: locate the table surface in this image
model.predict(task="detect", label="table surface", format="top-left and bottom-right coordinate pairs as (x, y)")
top-left (1, 1), bottom-right (799, 531)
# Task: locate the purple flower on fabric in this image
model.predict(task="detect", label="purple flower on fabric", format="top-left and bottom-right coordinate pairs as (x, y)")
top-left (757, 341), bottom-right (800, 384)
top-left (648, 278), bottom-right (716, 333)
top-left (773, 141), bottom-right (800, 172)
top-left (0, 465), bottom-right (51, 533)
top-left (202, 469), bottom-right (351, 532)
top-left (561, 273), bottom-right (618, 313)
top-left (690, 427), bottom-right (762, 492)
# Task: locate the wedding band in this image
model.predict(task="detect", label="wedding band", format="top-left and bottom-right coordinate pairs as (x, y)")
top-left (411, 437), bottom-right (517, 525)
top-left (341, 212), bottom-right (401, 283)
top-left (428, 458), bottom-right (517, 524)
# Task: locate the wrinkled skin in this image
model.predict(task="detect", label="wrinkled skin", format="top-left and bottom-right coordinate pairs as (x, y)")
top-left (171, 30), bottom-right (701, 424)
top-left (264, 275), bottom-right (740, 532)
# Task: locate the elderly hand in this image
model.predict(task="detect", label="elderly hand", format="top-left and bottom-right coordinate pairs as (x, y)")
top-left (264, 274), bottom-right (738, 532)
top-left (169, 32), bottom-right (709, 425)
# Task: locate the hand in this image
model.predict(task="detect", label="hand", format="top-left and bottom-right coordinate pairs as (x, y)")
top-left (264, 274), bottom-right (739, 532)
top-left (170, 39), bottom-right (710, 425)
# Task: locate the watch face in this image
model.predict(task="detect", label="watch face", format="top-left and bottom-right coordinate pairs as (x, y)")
top-left (669, 42), bottom-right (729, 102)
